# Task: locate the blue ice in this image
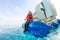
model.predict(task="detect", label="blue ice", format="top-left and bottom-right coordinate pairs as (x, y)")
top-left (0, 26), bottom-right (60, 40)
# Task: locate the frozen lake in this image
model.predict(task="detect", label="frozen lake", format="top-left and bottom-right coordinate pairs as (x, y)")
top-left (0, 25), bottom-right (60, 40)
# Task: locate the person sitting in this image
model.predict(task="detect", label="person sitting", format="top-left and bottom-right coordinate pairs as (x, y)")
top-left (24, 11), bottom-right (33, 32)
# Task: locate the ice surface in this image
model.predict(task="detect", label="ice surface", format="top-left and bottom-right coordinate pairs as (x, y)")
top-left (0, 25), bottom-right (60, 40)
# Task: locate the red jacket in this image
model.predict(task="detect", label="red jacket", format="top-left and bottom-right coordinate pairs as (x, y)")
top-left (26, 14), bottom-right (33, 21)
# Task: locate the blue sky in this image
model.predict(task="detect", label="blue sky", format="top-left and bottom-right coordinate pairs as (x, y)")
top-left (0, 0), bottom-right (41, 25)
top-left (0, 0), bottom-right (60, 25)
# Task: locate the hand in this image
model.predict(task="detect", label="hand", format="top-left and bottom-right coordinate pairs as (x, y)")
top-left (24, 19), bottom-right (26, 20)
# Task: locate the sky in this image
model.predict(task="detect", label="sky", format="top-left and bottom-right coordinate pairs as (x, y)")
top-left (0, 0), bottom-right (60, 25)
